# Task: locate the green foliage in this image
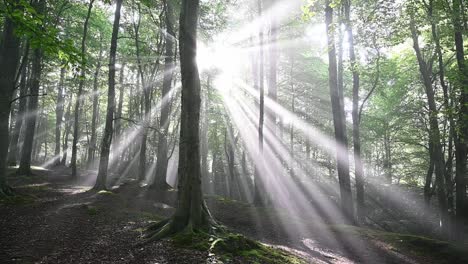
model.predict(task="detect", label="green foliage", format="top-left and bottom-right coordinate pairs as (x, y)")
top-left (1, 0), bottom-right (81, 64)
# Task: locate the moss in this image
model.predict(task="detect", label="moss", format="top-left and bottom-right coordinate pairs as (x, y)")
top-left (0, 194), bottom-right (36, 205)
top-left (97, 190), bottom-right (115, 195)
top-left (330, 225), bottom-right (468, 264)
top-left (86, 206), bottom-right (99, 216)
top-left (171, 231), bottom-right (305, 263)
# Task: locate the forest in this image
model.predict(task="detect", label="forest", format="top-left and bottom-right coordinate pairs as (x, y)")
top-left (0, 0), bottom-right (467, 263)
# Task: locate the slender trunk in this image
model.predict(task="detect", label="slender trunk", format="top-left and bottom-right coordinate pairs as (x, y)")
top-left (94, 0), bottom-right (123, 190)
top-left (325, 1), bottom-right (355, 222)
top-left (134, 5), bottom-right (149, 183)
top-left (8, 42), bottom-right (29, 166)
top-left (254, 0), bottom-right (266, 206)
top-left (410, 17), bottom-right (449, 235)
top-left (0, 0), bottom-right (21, 194)
top-left (345, 0), bottom-right (365, 223)
top-left (424, 141), bottom-right (435, 205)
top-left (289, 58), bottom-right (295, 179)
top-left (61, 94), bottom-right (72, 165)
top-left (429, 0), bottom-right (455, 217)
top-left (200, 77), bottom-right (209, 192)
top-left (87, 37), bottom-right (103, 169)
top-left (153, 0), bottom-right (176, 189)
top-left (71, 0), bottom-right (95, 179)
top-left (452, 0), bottom-right (468, 220)
top-left (266, 0), bottom-right (277, 135)
top-left (18, 34), bottom-right (43, 176)
top-left (54, 66), bottom-right (65, 166)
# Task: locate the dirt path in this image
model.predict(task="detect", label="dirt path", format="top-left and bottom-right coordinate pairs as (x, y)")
top-left (0, 168), bottom-right (443, 264)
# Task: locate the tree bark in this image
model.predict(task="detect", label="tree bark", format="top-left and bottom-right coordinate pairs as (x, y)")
top-left (18, 10), bottom-right (44, 176)
top-left (0, 0), bottom-right (21, 195)
top-left (452, 0), bottom-right (468, 220)
top-left (153, 0), bottom-right (176, 189)
top-left (325, 1), bottom-right (355, 222)
top-left (54, 66), bottom-right (65, 166)
top-left (344, 0), bottom-right (365, 223)
top-left (61, 93), bottom-right (73, 165)
top-left (93, 0), bottom-right (123, 190)
top-left (254, 0), bottom-right (266, 206)
top-left (87, 36), bottom-right (103, 169)
top-left (410, 17), bottom-right (449, 235)
top-left (8, 41), bottom-right (29, 166)
top-left (146, 0), bottom-right (215, 240)
top-left (71, 0), bottom-right (95, 179)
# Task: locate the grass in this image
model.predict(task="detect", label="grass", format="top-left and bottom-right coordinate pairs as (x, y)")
top-left (330, 225), bottom-right (468, 264)
top-left (0, 194), bottom-right (36, 205)
top-left (171, 230), bottom-right (306, 263)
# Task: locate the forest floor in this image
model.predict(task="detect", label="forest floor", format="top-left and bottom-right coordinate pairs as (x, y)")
top-left (1, 167), bottom-right (467, 264)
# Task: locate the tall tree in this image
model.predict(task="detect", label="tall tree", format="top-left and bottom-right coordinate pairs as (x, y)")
top-left (344, 0), bottom-right (365, 223)
top-left (452, 0), bottom-right (468, 220)
top-left (87, 35), bottom-right (103, 168)
top-left (253, 0), bottom-right (266, 206)
top-left (8, 41), bottom-right (29, 166)
top-left (152, 0), bottom-right (176, 190)
top-left (0, 0), bottom-right (22, 195)
top-left (325, 0), bottom-right (354, 222)
top-left (70, 0), bottom-right (95, 179)
top-left (93, 0), bottom-right (123, 190)
top-left (145, 0), bottom-right (215, 240)
top-left (409, 15), bottom-right (449, 235)
top-left (54, 66), bottom-right (66, 166)
top-left (18, 0), bottom-right (46, 176)
top-left (134, 2), bottom-right (149, 183)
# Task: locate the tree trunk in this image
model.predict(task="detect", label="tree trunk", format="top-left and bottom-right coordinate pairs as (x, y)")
top-left (71, 0), bottom-right (95, 179)
top-left (153, 0), bottom-right (176, 189)
top-left (54, 66), bottom-right (65, 166)
top-left (87, 36), bottom-right (103, 169)
top-left (0, 0), bottom-right (21, 195)
top-left (325, 1), bottom-right (355, 222)
top-left (344, 0), bottom-right (365, 223)
top-left (134, 4), bottom-right (149, 183)
top-left (18, 34), bottom-right (43, 176)
top-left (146, 0), bottom-right (215, 240)
top-left (93, 0), bottom-right (123, 190)
top-left (8, 41), bottom-right (29, 166)
top-left (254, 0), bottom-right (266, 206)
top-left (61, 93), bottom-right (73, 165)
top-left (452, 0), bottom-right (468, 220)
top-left (266, 0), bottom-right (278, 135)
top-left (410, 17), bottom-right (449, 235)
top-left (424, 141), bottom-right (435, 205)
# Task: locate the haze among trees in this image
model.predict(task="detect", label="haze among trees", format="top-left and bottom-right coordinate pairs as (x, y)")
top-left (0, 0), bottom-right (467, 263)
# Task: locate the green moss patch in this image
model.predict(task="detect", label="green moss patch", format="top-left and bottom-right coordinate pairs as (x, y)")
top-left (171, 231), bottom-right (305, 263)
top-left (86, 206), bottom-right (99, 216)
top-left (0, 194), bottom-right (36, 205)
